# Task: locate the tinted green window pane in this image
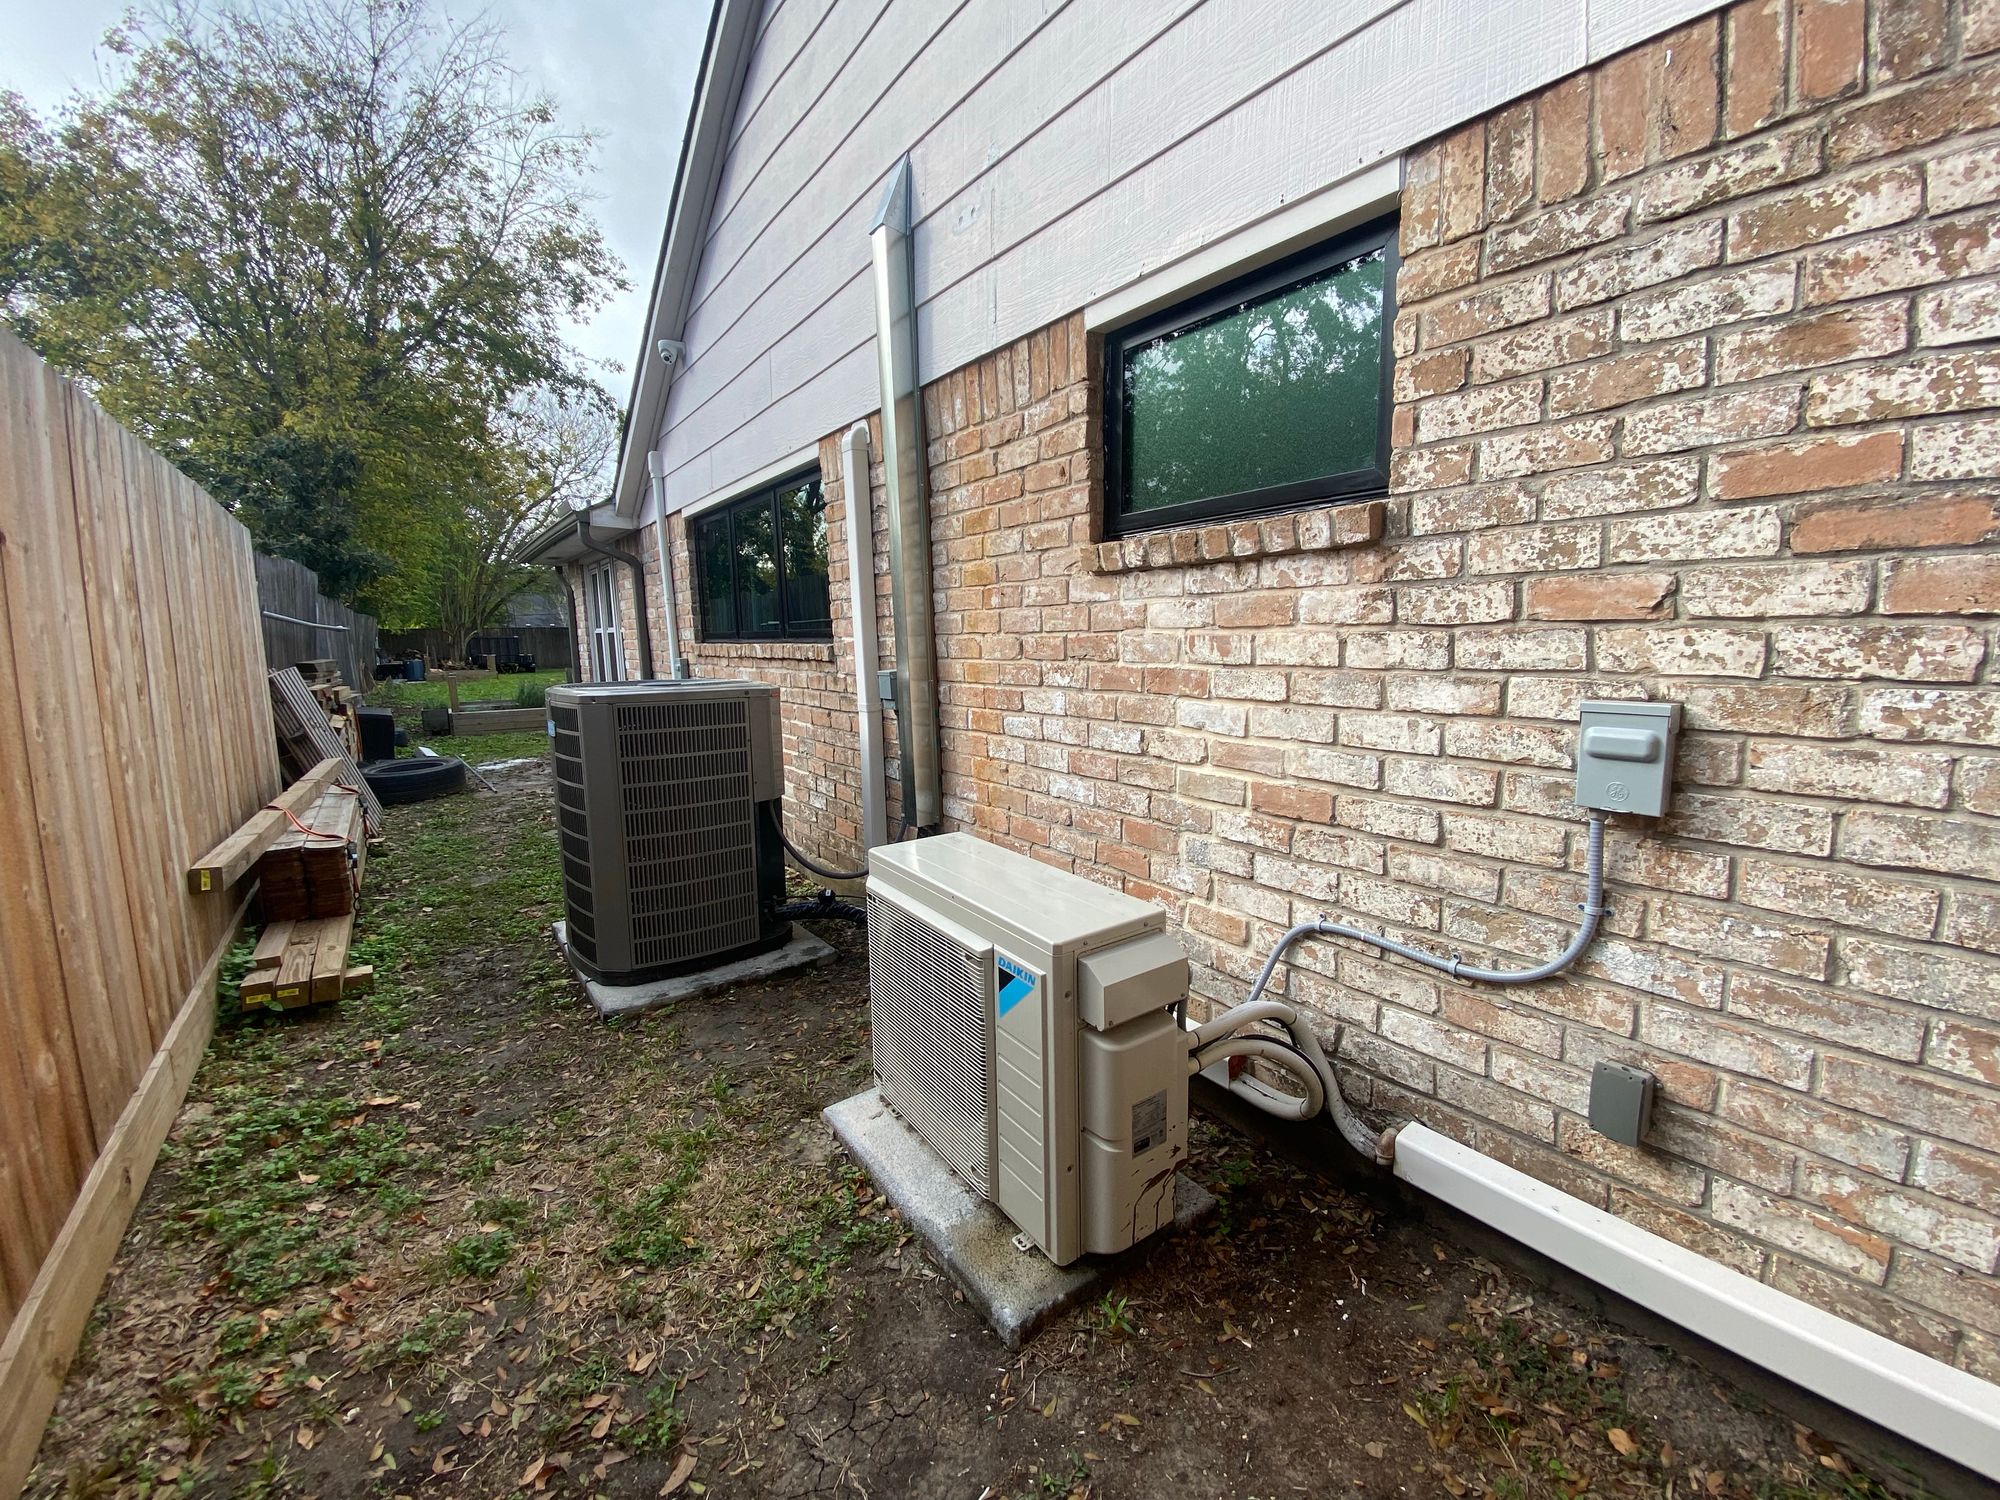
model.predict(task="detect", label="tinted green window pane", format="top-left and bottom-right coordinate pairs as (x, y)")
top-left (696, 515), bottom-right (735, 637)
top-left (1122, 247), bottom-right (1385, 514)
top-left (778, 479), bottom-right (831, 633)
top-left (733, 499), bottom-right (780, 634)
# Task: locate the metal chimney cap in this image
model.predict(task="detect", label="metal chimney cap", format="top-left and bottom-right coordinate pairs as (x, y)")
top-left (870, 154), bottom-right (913, 235)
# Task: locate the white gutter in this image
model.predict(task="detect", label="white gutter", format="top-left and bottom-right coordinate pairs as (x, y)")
top-left (840, 423), bottom-right (887, 850)
top-left (647, 451), bottom-right (687, 679)
top-left (1388, 1122), bottom-right (2000, 1481)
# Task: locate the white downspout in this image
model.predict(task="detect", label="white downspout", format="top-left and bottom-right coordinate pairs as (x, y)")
top-left (646, 450), bottom-right (686, 679)
top-left (841, 422), bottom-right (887, 850)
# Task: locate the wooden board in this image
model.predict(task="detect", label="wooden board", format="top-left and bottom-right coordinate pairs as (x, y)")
top-left (186, 758), bottom-right (346, 894)
top-left (447, 706), bottom-right (548, 736)
top-left (0, 328), bottom-right (281, 1342)
top-left (0, 887), bottom-right (253, 1500)
top-left (251, 786), bottom-right (362, 920)
top-left (268, 667), bottom-right (383, 835)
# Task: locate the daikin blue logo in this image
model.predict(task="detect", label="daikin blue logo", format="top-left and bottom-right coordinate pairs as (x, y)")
top-left (996, 954), bottom-right (1036, 1017)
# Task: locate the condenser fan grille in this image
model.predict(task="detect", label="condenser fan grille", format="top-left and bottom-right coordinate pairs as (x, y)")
top-left (869, 892), bottom-right (994, 1196)
top-left (615, 698), bottom-right (761, 967)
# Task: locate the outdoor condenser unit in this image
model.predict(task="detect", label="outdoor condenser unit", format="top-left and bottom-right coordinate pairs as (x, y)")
top-left (867, 834), bottom-right (1191, 1265)
top-left (548, 680), bottom-right (788, 985)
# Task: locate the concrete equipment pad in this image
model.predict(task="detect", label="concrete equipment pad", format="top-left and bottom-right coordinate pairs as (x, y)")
top-left (553, 921), bottom-right (835, 1018)
top-left (824, 1087), bottom-right (1214, 1348)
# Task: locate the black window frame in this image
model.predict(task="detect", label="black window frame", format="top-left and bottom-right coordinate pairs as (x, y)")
top-left (689, 469), bottom-right (833, 642)
top-left (1102, 212), bottom-right (1399, 539)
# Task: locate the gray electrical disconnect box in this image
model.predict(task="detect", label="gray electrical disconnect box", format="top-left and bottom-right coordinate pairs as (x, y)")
top-left (1589, 1061), bottom-right (1656, 1145)
top-left (1574, 700), bottom-right (1680, 817)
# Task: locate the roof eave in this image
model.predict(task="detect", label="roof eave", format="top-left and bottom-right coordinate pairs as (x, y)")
top-left (611, 0), bottom-right (764, 521)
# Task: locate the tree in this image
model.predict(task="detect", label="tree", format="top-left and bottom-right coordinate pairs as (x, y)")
top-left (0, 0), bottom-right (624, 607)
top-left (417, 385), bottom-right (617, 656)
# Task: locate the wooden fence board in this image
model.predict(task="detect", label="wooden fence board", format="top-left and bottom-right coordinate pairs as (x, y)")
top-left (0, 330), bottom-right (282, 1440)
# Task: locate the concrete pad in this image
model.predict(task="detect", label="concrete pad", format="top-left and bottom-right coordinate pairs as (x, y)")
top-left (553, 921), bottom-right (835, 1018)
top-left (825, 1087), bottom-right (1214, 1348)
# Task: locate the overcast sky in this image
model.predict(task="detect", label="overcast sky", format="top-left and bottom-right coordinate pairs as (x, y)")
top-left (1, 0), bottom-right (713, 388)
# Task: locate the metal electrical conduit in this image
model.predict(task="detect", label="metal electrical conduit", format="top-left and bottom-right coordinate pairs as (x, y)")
top-left (1194, 811), bottom-right (1613, 1161)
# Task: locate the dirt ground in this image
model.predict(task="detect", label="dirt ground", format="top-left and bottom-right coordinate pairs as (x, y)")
top-left (29, 761), bottom-right (1911, 1500)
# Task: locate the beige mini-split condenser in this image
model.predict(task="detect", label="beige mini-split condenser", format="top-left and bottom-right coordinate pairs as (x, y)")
top-left (866, 833), bottom-right (1191, 1265)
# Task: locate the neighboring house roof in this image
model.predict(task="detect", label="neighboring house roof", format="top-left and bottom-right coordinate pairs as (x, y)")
top-left (612, 0), bottom-right (761, 521)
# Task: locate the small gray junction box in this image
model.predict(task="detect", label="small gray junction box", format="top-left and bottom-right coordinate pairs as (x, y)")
top-left (1574, 700), bottom-right (1680, 818)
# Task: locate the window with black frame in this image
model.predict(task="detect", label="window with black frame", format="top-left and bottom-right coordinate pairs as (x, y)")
top-left (1103, 213), bottom-right (1397, 537)
top-left (690, 471), bottom-right (832, 641)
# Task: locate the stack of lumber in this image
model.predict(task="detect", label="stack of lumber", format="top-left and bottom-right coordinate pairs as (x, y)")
top-left (254, 785), bottom-right (365, 919)
top-left (239, 918), bottom-right (374, 1010)
top-left (187, 756), bottom-right (379, 1012)
top-left (269, 666), bottom-right (382, 834)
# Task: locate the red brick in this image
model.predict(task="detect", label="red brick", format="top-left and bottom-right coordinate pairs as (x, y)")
top-left (1723, 0), bottom-right (1788, 138)
top-left (1772, 622), bottom-right (1986, 681)
top-left (1401, 144), bottom-right (1443, 252)
top-left (1485, 196), bottom-right (1630, 273)
top-left (1795, 0), bottom-right (1866, 102)
top-left (1790, 493), bottom-right (2000, 553)
top-left (1880, 556), bottom-right (2000, 616)
top-left (1523, 572), bottom-right (1676, 621)
top-left (1535, 74), bottom-right (1591, 203)
top-left (1439, 122), bottom-right (1486, 242)
top-left (1398, 240), bottom-right (1482, 307)
top-left (1657, 17), bottom-right (1720, 160)
top-left (1911, 417), bottom-right (2000, 481)
top-left (1621, 386), bottom-right (1802, 457)
top-left (1557, 220), bottom-right (1722, 307)
top-left (1877, 0), bottom-right (1949, 83)
top-left (1806, 350), bottom-right (2000, 424)
top-left (1548, 338), bottom-right (1705, 417)
top-left (1714, 302), bottom-right (1908, 384)
top-left (1803, 217), bottom-right (2000, 305)
top-left (1828, 60), bottom-right (2000, 165)
top-left (1708, 430), bottom-right (1904, 499)
top-left (1727, 165), bottom-right (1923, 261)
top-left (1485, 101), bottom-right (1535, 223)
top-left (1469, 311), bottom-right (1615, 381)
top-left (1594, 44), bottom-right (1655, 181)
top-left (1634, 126), bottom-right (1822, 224)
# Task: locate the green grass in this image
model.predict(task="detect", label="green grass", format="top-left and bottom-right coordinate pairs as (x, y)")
top-left (417, 728), bottom-right (551, 764)
top-left (367, 667), bottom-right (565, 713)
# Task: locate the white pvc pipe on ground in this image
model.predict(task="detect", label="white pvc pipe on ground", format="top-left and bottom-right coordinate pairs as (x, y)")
top-left (840, 422), bottom-right (887, 850)
top-left (1388, 1122), bottom-right (2000, 1482)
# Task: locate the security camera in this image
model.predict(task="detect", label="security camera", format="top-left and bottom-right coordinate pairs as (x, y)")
top-left (656, 339), bottom-right (686, 367)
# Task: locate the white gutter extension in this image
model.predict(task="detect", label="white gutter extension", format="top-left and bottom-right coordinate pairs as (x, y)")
top-left (646, 451), bottom-right (687, 679)
top-left (840, 423), bottom-right (887, 850)
top-left (1389, 1122), bottom-right (2000, 1481)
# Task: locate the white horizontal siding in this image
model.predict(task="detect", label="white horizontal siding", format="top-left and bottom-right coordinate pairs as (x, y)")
top-left (656, 0), bottom-right (1727, 514)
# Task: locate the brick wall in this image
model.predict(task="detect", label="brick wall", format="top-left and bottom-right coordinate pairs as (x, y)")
top-left (653, 425), bottom-right (903, 868)
top-left (642, 0), bottom-right (2000, 1372)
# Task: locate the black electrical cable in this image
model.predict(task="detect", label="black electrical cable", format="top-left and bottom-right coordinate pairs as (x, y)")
top-left (776, 890), bottom-right (867, 924)
top-left (762, 802), bottom-right (871, 882)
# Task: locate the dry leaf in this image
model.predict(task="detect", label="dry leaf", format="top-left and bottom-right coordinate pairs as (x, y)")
top-left (1608, 1428), bottom-right (1638, 1456)
top-left (659, 1451), bottom-right (697, 1495)
top-left (1364, 1441), bottom-right (1386, 1459)
top-left (1111, 1412), bottom-right (1140, 1427)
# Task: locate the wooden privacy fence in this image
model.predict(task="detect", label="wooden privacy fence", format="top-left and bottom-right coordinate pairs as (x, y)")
top-left (0, 329), bottom-right (280, 1490)
top-left (255, 550), bottom-right (378, 689)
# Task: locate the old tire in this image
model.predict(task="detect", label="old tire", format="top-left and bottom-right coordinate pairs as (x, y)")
top-left (362, 755), bottom-right (466, 805)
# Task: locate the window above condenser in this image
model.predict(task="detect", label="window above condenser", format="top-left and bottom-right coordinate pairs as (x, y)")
top-left (689, 469), bottom-right (833, 643)
top-left (1102, 212), bottom-right (1397, 538)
